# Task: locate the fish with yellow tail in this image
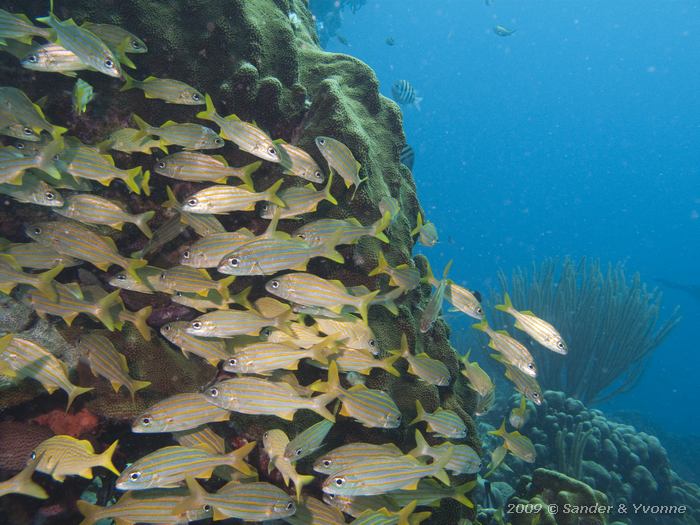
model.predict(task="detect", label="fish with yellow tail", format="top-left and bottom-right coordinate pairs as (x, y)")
top-left (204, 374), bottom-right (336, 421)
top-left (55, 194), bottom-right (155, 238)
top-left (76, 334), bottom-right (151, 402)
top-left (496, 292), bottom-right (568, 354)
top-left (157, 265), bottom-right (235, 299)
top-left (492, 354), bottom-right (543, 405)
top-left (419, 260), bottom-right (452, 333)
top-left (263, 429), bottom-right (315, 501)
top-left (37, 0), bottom-right (122, 78)
top-left (0, 175), bottom-right (63, 207)
top-left (173, 477), bottom-right (296, 522)
top-left (99, 127), bottom-right (168, 154)
top-left (409, 430), bottom-right (481, 476)
top-left (155, 151), bottom-right (260, 186)
top-left (197, 93), bottom-right (282, 162)
top-left (30, 282), bottom-right (122, 330)
top-left (0, 137), bottom-right (63, 184)
top-left (260, 172), bottom-right (337, 219)
top-left (1, 241), bottom-right (80, 270)
top-left (20, 42), bottom-right (87, 77)
top-left (369, 250), bottom-right (420, 291)
top-left (133, 115), bottom-right (224, 150)
top-left (315, 136), bottom-right (366, 199)
top-left (321, 444), bottom-right (453, 497)
top-left (160, 321), bottom-right (230, 365)
top-left (32, 435), bottom-right (119, 481)
top-left (460, 350), bottom-right (495, 397)
top-left (314, 315), bottom-right (379, 354)
top-left (132, 393), bottom-right (231, 433)
top-left (275, 139), bottom-right (325, 183)
top-left (509, 396), bottom-right (530, 429)
top-left (386, 479), bottom-right (476, 511)
top-left (186, 305), bottom-right (293, 338)
top-left (181, 179), bottom-right (285, 214)
top-left (72, 79), bottom-right (94, 115)
top-left (81, 21), bottom-right (147, 70)
top-left (351, 500), bottom-right (430, 525)
top-left (76, 489), bottom-right (212, 525)
top-left (0, 455), bottom-right (48, 499)
top-left (0, 254), bottom-right (62, 301)
top-left (285, 495), bottom-right (346, 525)
top-left (323, 346), bottom-right (400, 376)
top-left (411, 212), bottom-right (438, 247)
top-left (266, 272), bottom-right (379, 325)
top-left (489, 419), bottom-right (536, 463)
top-left (410, 400), bottom-right (466, 439)
top-left (0, 86), bottom-right (65, 138)
top-left (284, 419), bottom-right (334, 462)
top-left (392, 333), bottom-right (451, 386)
top-left (121, 73), bottom-right (204, 104)
top-left (294, 212), bottom-right (390, 247)
top-left (472, 319), bottom-right (538, 377)
top-left (313, 362), bottom-right (401, 429)
top-left (0, 334), bottom-right (93, 410)
top-left (0, 8), bottom-right (50, 44)
top-left (117, 305), bottom-right (153, 341)
top-left (314, 442), bottom-right (403, 475)
top-left (115, 441), bottom-right (256, 490)
top-left (223, 340), bottom-right (336, 375)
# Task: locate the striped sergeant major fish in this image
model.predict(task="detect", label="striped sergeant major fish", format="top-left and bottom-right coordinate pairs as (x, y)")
top-left (391, 80), bottom-right (422, 110)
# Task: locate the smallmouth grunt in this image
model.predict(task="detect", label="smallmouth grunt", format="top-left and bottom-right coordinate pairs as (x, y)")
top-left (30, 282), bottom-right (122, 330)
top-left (368, 250), bottom-right (420, 291)
top-left (472, 319), bottom-right (537, 377)
top-left (1, 241), bottom-right (80, 269)
top-left (409, 430), bottom-right (481, 475)
top-left (186, 306), bottom-right (292, 338)
top-left (0, 254), bottom-right (63, 300)
top-left (173, 426), bottom-right (226, 456)
top-left (21, 42), bottom-right (87, 77)
top-left (160, 321), bottom-right (230, 366)
top-left (460, 350), bottom-right (495, 397)
top-left (132, 392), bottom-right (231, 433)
top-left (0, 174), bottom-right (63, 206)
top-left (410, 400), bottom-right (466, 439)
top-left (32, 435), bottom-right (119, 481)
top-left (157, 265), bottom-right (235, 299)
top-left (180, 229), bottom-right (255, 268)
top-left (294, 213), bottom-right (390, 247)
top-left (419, 260), bottom-right (451, 333)
top-left (222, 340), bottom-right (335, 375)
top-left (315, 136), bottom-right (366, 198)
top-left (0, 8), bottom-right (50, 44)
top-left (181, 179), bottom-right (285, 214)
top-left (133, 115), bottom-right (225, 150)
top-left (489, 419), bottom-right (536, 463)
top-left (260, 172), bottom-right (337, 219)
top-left (392, 334), bottom-right (450, 386)
top-left (121, 74), bottom-right (204, 104)
top-left (313, 442), bottom-right (403, 475)
top-left (276, 140), bottom-right (325, 182)
top-left (154, 151), bottom-right (260, 185)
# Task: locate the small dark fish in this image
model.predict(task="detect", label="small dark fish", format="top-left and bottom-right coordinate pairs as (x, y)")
top-left (494, 25), bottom-right (516, 37)
top-left (385, 36), bottom-right (395, 46)
top-left (400, 144), bottom-right (415, 170)
top-left (391, 80), bottom-right (422, 110)
top-left (337, 34), bottom-right (349, 46)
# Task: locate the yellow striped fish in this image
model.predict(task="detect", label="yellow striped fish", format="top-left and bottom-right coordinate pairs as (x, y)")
top-left (133, 115), bottom-right (224, 150)
top-left (37, 2), bottom-right (122, 78)
top-left (218, 235), bottom-right (344, 275)
top-left (175, 477), bottom-right (296, 521)
top-left (419, 261), bottom-right (451, 333)
top-left (323, 493), bottom-right (393, 519)
top-left (320, 446), bottom-right (452, 497)
top-left (81, 22), bottom-right (147, 55)
top-left (0, 334), bottom-right (93, 410)
top-left (132, 392), bottom-right (231, 433)
top-left (0, 457), bottom-right (48, 499)
top-left (222, 341), bottom-right (334, 375)
top-left (263, 429), bottom-right (315, 501)
top-left (173, 426), bottom-right (226, 456)
top-left (472, 319), bottom-right (537, 377)
top-left (266, 273), bottom-right (379, 324)
top-left (108, 265), bottom-right (164, 293)
top-left (20, 42), bottom-right (87, 76)
top-left (180, 228), bottom-right (254, 268)
top-left (181, 179), bottom-right (284, 214)
top-left (197, 94), bottom-right (282, 162)
top-left (186, 307), bottom-right (291, 338)
top-left (0, 139), bottom-right (63, 184)
top-left (205, 375), bottom-right (336, 421)
top-left (495, 355), bottom-right (543, 405)
top-left (30, 282), bottom-right (122, 330)
top-left (284, 419), bottom-right (334, 462)
top-left (77, 334), bottom-right (150, 401)
top-left (385, 479), bottom-right (475, 510)
top-left (314, 315), bottom-right (379, 354)
top-left (158, 265), bottom-right (234, 299)
top-left (285, 495), bottom-right (345, 525)
top-left (351, 501), bottom-right (429, 525)
top-left (460, 351), bottom-right (494, 397)
top-left (163, 186), bottom-right (226, 235)
top-left (26, 221), bottom-right (147, 276)
top-left (410, 213), bottom-right (438, 247)
top-left (378, 195), bottom-right (400, 223)
top-left (409, 430), bottom-right (481, 475)
top-left (316, 362), bottom-right (401, 429)
top-left (0, 86), bottom-right (59, 136)
top-left (276, 141), bottom-right (325, 183)
top-left (121, 74), bottom-right (203, 104)
top-left (293, 214), bottom-right (390, 248)
top-left (155, 152), bottom-right (261, 188)
top-left (117, 305), bottom-right (153, 341)
top-left (56, 138), bottom-right (143, 194)
top-left (489, 419), bottom-right (536, 463)
top-left (0, 174), bottom-right (63, 206)
top-left (2, 241), bottom-right (80, 269)
top-left (160, 321), bottom-right (230, 366)
top-left (496, 292), bottom-right (568, 354)
top-left (444, 281), bottom-right (483, 320)
top-left (55, 194), bottom-right (155, 238)
top-left (32, 435), bottom-right (118, 481)
top-left (98, 127), bottom-right (168, 154)
top-left (319, 347), bottom-right (399, 377)
top-left (0, 8), bottom-right (50, 44)
top-left (0, 121), bottom-right (41, 142)
top-left (115, 441), bottom-right (256, 490)
top-left (392, 334), bottom-right (450, 386)
top-left (0, 254), bottom-right (62, 300)
top-left (77, 489), bottom-right (212, 525)
top-left (131, 214), bottom-right (185, 259)
top-left (266, 322), bottom-right (331, 349)
top-left (171, 290), bottom-right (232, 312)
top-left (368, 251), bottom-right (420, 291)
top-left (410, 400), bottom-right (466, 439)
top-left (313, 442), bottom-right (403, 475)
top-left (260, 173), bottom-right (337, 219)
top-left (315, 136), bottom-right (366, 198)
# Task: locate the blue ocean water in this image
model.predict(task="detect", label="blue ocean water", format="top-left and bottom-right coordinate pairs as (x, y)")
top-left (319, 0), bottom-right (700, 435)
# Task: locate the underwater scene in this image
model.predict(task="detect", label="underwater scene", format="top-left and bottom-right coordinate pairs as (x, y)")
top-left (0, 0), bottom-right (697, 523)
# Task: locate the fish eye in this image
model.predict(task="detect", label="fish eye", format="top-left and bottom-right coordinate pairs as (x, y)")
top-left (23, 127), bottom-right (33, 135)
top-left (318, 138), bottom-right (325, 145)
top-left (141, 417), bottom-right (151, 426)
top-left (557, 341), bottom-right (564, 348)
top-left (269, 280), bottom-right (280, 289)
top-left (175, 292), bottom-right (183, 297)
top-left (297, 233), bottom-right (306, 240)
top-left (182, 250), bottom-right (191, 259)
top-left (261, 204), bottom-right (269, 211)
top-left (527, 363), bottom-right (535, 370)
top-left (476, 307), bottom-right (483, 314)
top-left (157, 161), bottom-right (166, 169)
top-left (203, 504), bottom-right (212, 512)
top-left (268, 146), bottom-right (277, 156)
top-left (294, 448), bottom-right (302, 456)
top-left (322, 459), bottom-right (332, 468)
top-left (533, 392), bottom-right (540, 398)
top-left (191, 321), bottom-right (202, 330)
top-left (104, 59), bottom-right (114, 68)
top-left (286, 501), bottom-right (295, 511)
top-left (162, 324), bottom-right (171, 332)
top-left (30, 451), bottom-right (36, 460)
top-left (159, 272), bottom-right (167, 281)
top-left (215, 138), bottom-right (224, 145)
top-left (208, 387), bottom-right (219, 398)
top-left (131, 39), bottom-right (141, 49)
top-left (227, 358), bottom-right (237, 367)
top-left (27, 54), bottom-right (38, 63)
top-left (192, 92), bottom-right (201, 101)
top-left (116, 273), bottom-right (126, 280)
top-left (368, 339), bottom-right (376, 347)
top-left (314, 171), bottom-right (322, 179)
top-left (228, 257), bottom-right (240, 267)
top-left (187, 198), bottom-right (198, 207)
top-left (45, 192), bottom-right (55, 200)
top-left (129, 471), bottom-right (141, 481)
top-left (14, 142), bottom-right (25, 150)
top-left (32, 226), bottom-right (42, 235)
top-left (333, 476), bottom-right (345, 487)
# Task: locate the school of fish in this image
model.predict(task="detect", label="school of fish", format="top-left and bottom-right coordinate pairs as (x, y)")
top-left (0, 3), bottom-right (567, 524)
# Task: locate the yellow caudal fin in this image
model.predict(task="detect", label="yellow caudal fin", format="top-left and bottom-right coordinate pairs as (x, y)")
top-left (230, 286), bottom-right (252, 309)
top-left (381, 352), bottom-right (401, 377)
top-left (225, 440), bottom-right (256, 476)
top-left (494, 292), bottom-right (513, 313)
top-left (163, 185), bottom-right (180, 210)
top-left (130, 113), bottom-right (151, 139)
top-left (368, 250), bottom-right (389, 277)
top-left (293, 474), bottom-right (315, 502)
top-left (237, 161), bottom-right (262, 188)
top-left (409, 399), bottom-right (427, 426)
top-left (485, 445), bottom-right (508, 478)
top-left (11, 460), bottom-right (48, 499)
top-left (127, 379), bottom-right (151, 402)
top-left (196, 93), bottom-right (218, 122)
top-left (349, 175), bottom-right (368, 201)
top-left (98, 440), bottom-right (120, 476)
top-left (451, 480), bottom-right (476, 508)
top-left (431, 444), bottom-right (453, 486)
top-left (264, 179), bottom-right (286, 208)
top-left (371, 211), bottom-right (391, 243)
top-left (410, 429), bottom-right (431, 458)
top-left (397, 500), bottom-right (418, 525)
top-left (311, 360), bottom-right (341, 395)
top-left (126, 258), bottom-right (148, 281)
top-left (172, 477), bottom-right (208, 516)
top-left (65, 384), bottom-right (93, 412)
top-left (134, 210), bottom-right (155, 238)
top-left (35, 263), bottom-right (64, 302)
top-left (311, 392), bottom-right (337, 422)
top-left (216, 275), bottom-right (236, 302)
top-left (125, 306), bottom-right (152, 341)
top-left (140, 169), bottom-right (151, 196)
top-left (120, 72), bottom-right (138, 91)
top-left (323, 171), bottom-right (337, 205)
top-left (488, 419), bottom-right (508, 439)
top-left (95, 289), bottom-right (122, 330)
top-left (76, 500), bottom-right (100, 525)
top-left (356, 289), bottom-right (380, 325)
top-left (471, 319), bottom-right (490, 333)
top-left (122, 166), bottom-right (142, 194)
top-left (410, 211), bottom-right (424, 237)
